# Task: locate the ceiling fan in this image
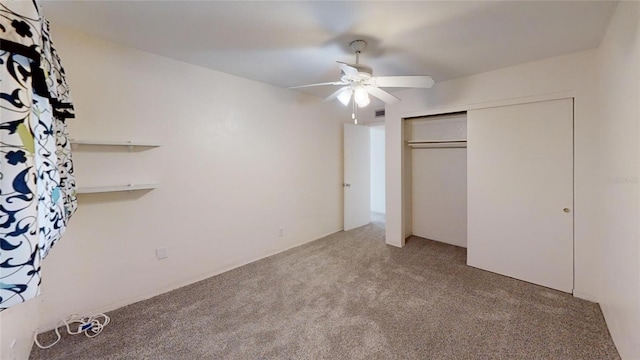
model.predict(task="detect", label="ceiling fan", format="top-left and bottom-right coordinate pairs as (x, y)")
top-left (288, 40), bottom-right (435, 123)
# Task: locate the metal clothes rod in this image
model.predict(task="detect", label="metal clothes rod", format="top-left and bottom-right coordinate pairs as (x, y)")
top-left (407, 139), bottom-right (467, 149)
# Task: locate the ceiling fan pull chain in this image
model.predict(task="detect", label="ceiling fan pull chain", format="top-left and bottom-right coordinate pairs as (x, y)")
top-left (352, 100), bottom-right (358, 125)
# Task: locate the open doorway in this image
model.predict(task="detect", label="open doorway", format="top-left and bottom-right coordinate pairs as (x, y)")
top-left (370, 124), bottom-right (385, 224)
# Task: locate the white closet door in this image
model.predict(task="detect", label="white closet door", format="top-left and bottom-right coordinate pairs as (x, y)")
top-left (467, 99), bottom-right (573, 293)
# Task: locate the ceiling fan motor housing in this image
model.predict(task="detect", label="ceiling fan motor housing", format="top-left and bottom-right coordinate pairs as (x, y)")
top-left (341, 65), bottom-right (372, 83)
top-left (354, 64), bottom-right (373, 77)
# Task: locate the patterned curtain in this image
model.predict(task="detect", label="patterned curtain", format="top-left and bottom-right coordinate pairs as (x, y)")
top-left (1, 0), bottom-right (77, 310)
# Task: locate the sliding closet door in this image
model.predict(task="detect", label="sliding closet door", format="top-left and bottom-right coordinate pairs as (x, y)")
top-left (467, 99), bottom-right (573, 293)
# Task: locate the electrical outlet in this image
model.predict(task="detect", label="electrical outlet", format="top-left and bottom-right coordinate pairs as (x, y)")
top-left (279, 228), bottom-right (284, 237)
top-left (155, 247), bottom-right (168, 260)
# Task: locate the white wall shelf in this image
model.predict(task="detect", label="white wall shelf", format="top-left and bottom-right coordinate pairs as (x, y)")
top-left (407, 139), bottom-right (467, 148)
top-left (70, 139), bottom-right (161, 151)
top-left (77, 183), bottom-right (158, 194)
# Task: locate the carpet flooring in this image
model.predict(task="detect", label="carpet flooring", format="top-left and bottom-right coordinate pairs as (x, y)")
top-left (30, 217), bottom-right (620, 359)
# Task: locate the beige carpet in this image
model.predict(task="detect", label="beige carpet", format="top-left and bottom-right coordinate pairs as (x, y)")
top-left (30, 217), bottom-right (620, 359)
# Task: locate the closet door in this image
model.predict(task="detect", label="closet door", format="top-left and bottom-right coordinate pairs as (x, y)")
top-left (467, 99), bottom-right (573, 293)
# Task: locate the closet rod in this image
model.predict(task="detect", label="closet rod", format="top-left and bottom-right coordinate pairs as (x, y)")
top-left (407, 139), bottom-right (467, 149)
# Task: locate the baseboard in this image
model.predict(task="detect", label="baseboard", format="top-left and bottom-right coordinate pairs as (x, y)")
top-left (572, 291), bottom-right (599, 303)
top-left (599, 302), bottom-right (625, 359)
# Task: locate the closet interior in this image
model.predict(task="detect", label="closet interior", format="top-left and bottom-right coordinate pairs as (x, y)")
top-left (405, 112), bottom-right (468, 248)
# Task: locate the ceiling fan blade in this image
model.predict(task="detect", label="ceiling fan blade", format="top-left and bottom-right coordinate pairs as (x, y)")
top-left (365, 86), bottom-right (400, 105)
top-left (373, 75), bottom-right (435, 88)
top-left (337, 61), bottom-right (359, 77)
top-left (324, 86), bottom-right (351, 104)
top-left (288, 81), bottom-right (345, 89)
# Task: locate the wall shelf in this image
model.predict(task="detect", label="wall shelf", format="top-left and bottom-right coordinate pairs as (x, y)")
top-left (70, 139), bottom-right (161, 151)
top-left (77, 183), bottom-right (158, 194)
top-left (72, 140), bottom-right (160, 196)
top-left (407, 139), bottom-right (467, 148)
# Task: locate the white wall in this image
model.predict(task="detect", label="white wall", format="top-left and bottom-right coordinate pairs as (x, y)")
top-left (0, 299), bottom-right (40, 360)
top-left (596, 1), bottom-right (640, 358)
top-left (0, 26), bottom-right (347, 360)
top-left (370, 125), bottom-right (385, 213)
top-left (411, 148), bottom-right (466, 247)
top-left (385, 49), bottom-right (601, 301)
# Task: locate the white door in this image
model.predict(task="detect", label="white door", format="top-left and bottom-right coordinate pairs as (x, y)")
top-left (467, 99), bottom-right (574, 293)
top-left (344, 123), bottom-right (370, 231)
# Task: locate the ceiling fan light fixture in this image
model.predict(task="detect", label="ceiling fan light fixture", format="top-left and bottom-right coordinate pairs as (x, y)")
top-left (354, 86), bottom-right (370, 108)
top-left (337, 89), bottom-right (352, 106)
top-left (356, 96), bottom-right (370, 108)
top-left (289, 38), bottom-right (434, 118)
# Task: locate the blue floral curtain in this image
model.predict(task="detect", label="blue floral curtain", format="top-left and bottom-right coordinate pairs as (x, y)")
top-left (1, 0), bottom-right (77, 310)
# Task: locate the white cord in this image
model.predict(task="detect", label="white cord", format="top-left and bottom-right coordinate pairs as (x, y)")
top-left (34, 313), bottom-right (110, 349)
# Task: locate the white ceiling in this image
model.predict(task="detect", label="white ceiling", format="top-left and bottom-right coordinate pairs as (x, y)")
top-left (42, 0), bottom-right (617, 100)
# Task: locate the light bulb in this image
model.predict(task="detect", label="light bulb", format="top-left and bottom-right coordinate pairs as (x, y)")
top-left (337, 88), bottom-right (352, 106)
top-left (354, 86), bottom-right (370, 108)
top-left (356, 96), bottom-right (370, 108)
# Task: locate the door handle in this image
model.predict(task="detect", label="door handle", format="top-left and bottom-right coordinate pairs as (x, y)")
top-left (563, 208), bottom-right (571, 213)
top-left (343, 183), bottom-right (351, 188)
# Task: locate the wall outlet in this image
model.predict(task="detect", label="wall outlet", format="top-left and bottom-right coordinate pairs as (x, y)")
top-left (279, 228), bottom-right (284, 237)
top-left (155, 247), bottom-right (168, 260)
